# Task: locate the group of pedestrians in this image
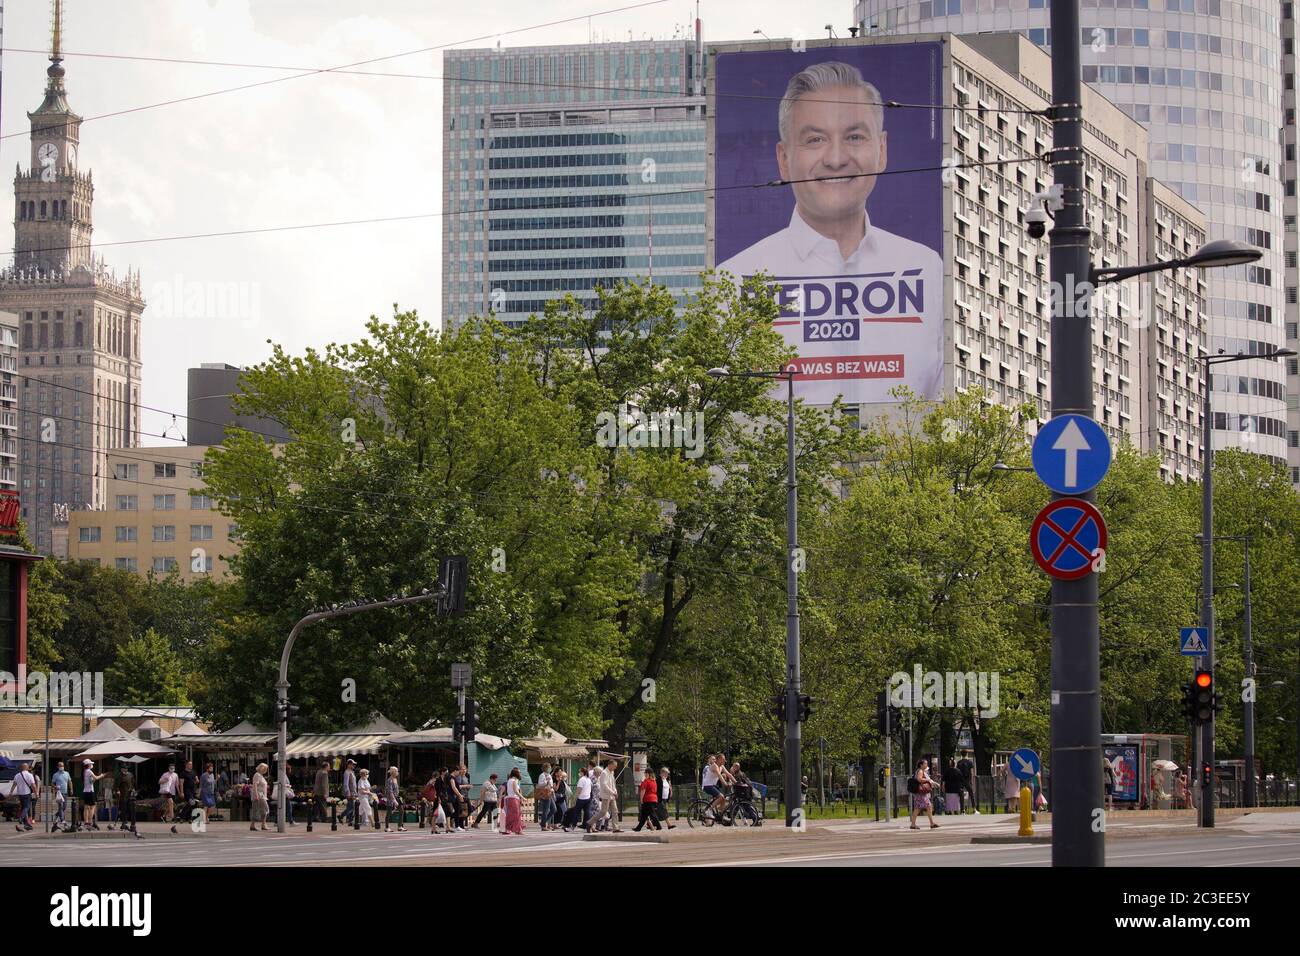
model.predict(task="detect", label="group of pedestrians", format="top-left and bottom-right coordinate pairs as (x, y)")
top-left (8, 756), bottom-right (685, 837)
top-left (421, 763), bottom-right (473, 832)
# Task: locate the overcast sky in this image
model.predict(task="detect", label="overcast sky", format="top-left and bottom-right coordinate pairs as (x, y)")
top-left (1, 0), bottom-right (851, 443)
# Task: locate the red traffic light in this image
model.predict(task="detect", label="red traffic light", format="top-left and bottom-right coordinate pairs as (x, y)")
top-left (1194, 671), bottom-right (1213, 689)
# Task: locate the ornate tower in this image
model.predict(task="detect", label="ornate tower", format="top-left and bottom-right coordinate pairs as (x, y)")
top-left (0, 0), bottom-right (146, 556)
top-left (14, 2), bottom-right (94, 274)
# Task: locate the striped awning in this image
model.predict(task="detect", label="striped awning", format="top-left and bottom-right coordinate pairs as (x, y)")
top-left (526, 745), bottom-right (594, 760)
top-left (284, 734), bottom-right (389, 758)
top-left (167, 734), bottom-right (274, 750)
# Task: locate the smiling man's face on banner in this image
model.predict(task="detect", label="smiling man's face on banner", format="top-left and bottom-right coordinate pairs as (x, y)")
top-left (776, 84), bottom-right (888, 228)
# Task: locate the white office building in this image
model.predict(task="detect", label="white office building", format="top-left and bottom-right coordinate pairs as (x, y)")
top-left (853, 0), bottom-right (1293, 480)
top-left (442, 40), bottom-right (707, 329)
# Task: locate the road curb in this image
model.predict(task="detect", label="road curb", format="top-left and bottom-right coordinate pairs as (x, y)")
top-left (582, 832), bottom-right (670, 843)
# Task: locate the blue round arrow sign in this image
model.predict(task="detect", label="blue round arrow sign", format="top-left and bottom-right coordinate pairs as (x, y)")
top-left (1009, 748), bottom-right (1040, 781)
top-left (1032, 414), bottom-right (1112, 494)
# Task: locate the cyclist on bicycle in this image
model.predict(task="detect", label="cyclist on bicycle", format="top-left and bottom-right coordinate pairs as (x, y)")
top-left (702, 755), bottom-right (726, 820)
top-left (729, 763), bottom-right (753, 803)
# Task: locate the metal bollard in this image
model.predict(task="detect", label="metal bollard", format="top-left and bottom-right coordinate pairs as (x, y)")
top-left (330, 801), bottom-right (337, 831)
top-left (373, 799), bottom-right (380, 829)
top-left (353, 800), bottom-right (360, 830)
top-left (1018, 784), bottom-right (1033, 837)
top-left (306, 797), bottom-right (313, 832)
top-left (419, 801), bottom-right (426, 829)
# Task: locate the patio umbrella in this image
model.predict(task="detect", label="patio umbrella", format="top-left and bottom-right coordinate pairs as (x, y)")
top-left (73, 739), bottom-right (175, 761)
top-left (114, 755), bottom-right (150, 764)
top-left (1152, 759), bottom-right (1179, 771)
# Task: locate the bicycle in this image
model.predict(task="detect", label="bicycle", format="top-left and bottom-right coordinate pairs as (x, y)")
top-left (686, 791), bottom-right (762, 828)
top-left (686, 794), bottom-right (720, 827)
top-left (722, 795), bottom-right (762, 827)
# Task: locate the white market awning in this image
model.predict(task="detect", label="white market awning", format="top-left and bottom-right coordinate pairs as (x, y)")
top-left (284, 734), bottom-right (390, 758)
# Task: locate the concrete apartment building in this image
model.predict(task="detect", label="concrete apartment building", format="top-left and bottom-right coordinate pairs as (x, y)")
top-left (852, 1), bottom-right (1293, 484)
top-left (0, 312), bottom-right (17, 491)
top-left (442, 38), bottom-right (708, 329)
top-left (442, 31), bottom-right (1207, 479)
top-left (66, 445), bottom-right (237, 581)
top-left (707, 33), bottom-right (1207, 477)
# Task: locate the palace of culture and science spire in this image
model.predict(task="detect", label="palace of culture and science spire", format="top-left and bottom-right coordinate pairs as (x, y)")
top-left (0, 1), bottom-right (145, 555)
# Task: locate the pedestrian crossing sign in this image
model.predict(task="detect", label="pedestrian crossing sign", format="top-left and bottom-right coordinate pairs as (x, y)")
top-left (1179, 627), bottom-right (1208, 656)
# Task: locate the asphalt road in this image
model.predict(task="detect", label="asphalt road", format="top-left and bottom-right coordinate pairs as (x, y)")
top-left (6, 811), bottom-right (1299, 867)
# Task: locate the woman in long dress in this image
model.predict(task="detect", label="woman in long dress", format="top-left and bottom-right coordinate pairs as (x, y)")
top-left (356, 769), bottom-right (374, 827)
top-left (250, 763), bottom-right (270, 831)
top-left (502, 767), bottom-right (524, 835)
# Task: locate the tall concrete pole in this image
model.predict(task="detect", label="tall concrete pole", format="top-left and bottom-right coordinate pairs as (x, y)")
top-left (1048, 0), bottom-right (1103, 866)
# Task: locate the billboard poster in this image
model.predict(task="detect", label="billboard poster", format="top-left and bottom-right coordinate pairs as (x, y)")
top-left (714, 43), bottom-right (945, 405)
top-left (1104, 745), bottom-right (1140, 803)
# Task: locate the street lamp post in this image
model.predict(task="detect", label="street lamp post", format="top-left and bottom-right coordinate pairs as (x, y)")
top-left (1048, 0), bottom-right (1266, 860)
top-left (1194, 348), bottom-right (1294, 827)
top-left (708, 365), bottom-right (802, 827)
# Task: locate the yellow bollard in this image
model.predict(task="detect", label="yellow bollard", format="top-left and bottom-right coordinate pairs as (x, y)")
top-left (1018, 784), bottom-right (1033, 837)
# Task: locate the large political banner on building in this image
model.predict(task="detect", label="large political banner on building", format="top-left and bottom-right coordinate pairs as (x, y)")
top-left (714, 43), bottom-right (945, 404)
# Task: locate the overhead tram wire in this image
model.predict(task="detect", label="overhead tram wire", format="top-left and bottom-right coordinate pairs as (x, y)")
top-left (4, 0), bottom-right (673, 142)
top-left (14, 396), bottom-right (1056, 607)
top-left (26, 443), bottom-right (1049, 612)
top-left (0, 45), bottom-right (1053, 118)
top-left (0, 151), bottom-right (1048, 260)
top-left (20, 368), bottom-right (994, 553)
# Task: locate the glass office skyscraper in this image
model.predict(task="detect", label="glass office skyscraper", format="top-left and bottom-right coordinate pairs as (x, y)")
top-left (442, 40), bottom-right (707, 329)
top-left (853, 0), bottom-right (1292, 478)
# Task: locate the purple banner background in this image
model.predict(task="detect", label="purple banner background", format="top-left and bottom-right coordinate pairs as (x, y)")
top-left (713, 43), bottom-right (944, 264)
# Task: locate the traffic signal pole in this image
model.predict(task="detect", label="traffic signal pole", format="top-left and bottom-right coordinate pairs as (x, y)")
top-left (457, 688), bottom-right (466, 768)
top-left (1049, 0), bottom-right (1104, 866)
top-left (274, 589), bottom-right (453, 833)
top-left (1199, 360), bottom-right (1216, 828)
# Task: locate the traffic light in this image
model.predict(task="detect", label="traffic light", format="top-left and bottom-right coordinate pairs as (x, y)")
top-left (1193, 670), bottom-right (1215, 724)
top-left (453, 715), bottom-right (465, 744)
top-left (797, 694), bottom-right (813, 722)
top-left (1180, 680), bottom-right (1197, 722)
top-left (1201, 762), bottom-right (1213, 787)
top-left (773, 693), bottom-right (787, 722)
top-left (279, 699), bottom-right (299, 726)
top-left (464, 697), bottom-right (479, 739)
top-left (438, 555), bottom-right (468, 616)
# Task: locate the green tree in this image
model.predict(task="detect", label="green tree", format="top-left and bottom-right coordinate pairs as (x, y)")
top-left (44, 561), bottom-right (149, 674)
top-left (104, 628), bottom-right (190, 706)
